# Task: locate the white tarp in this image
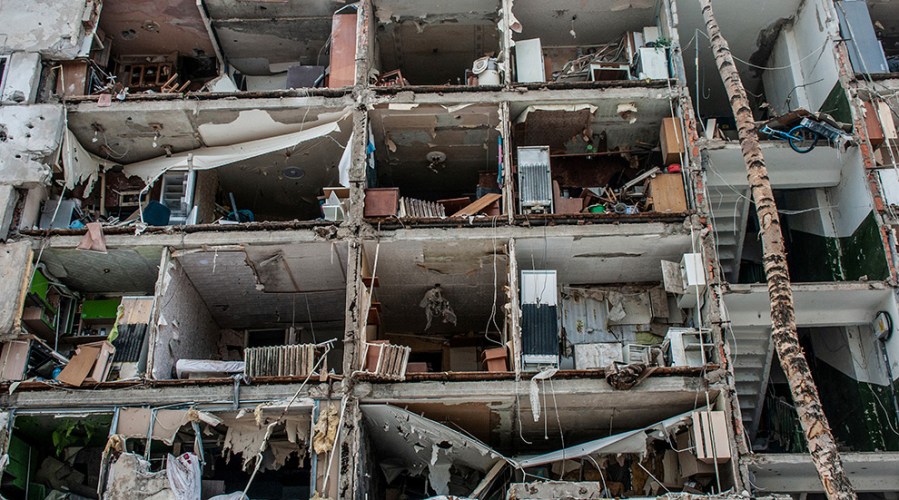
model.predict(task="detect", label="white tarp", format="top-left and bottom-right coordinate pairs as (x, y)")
top-left (124, 120), bottom-right (343, 184)
top-left (514, 409), bottom-right (697, 468)
top-left (63, 128), bottom-right (110, 196)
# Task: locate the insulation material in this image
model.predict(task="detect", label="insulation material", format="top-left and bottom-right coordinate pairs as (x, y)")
top-left (63, 128), bottom-right (108, 196)
top-left (313, 402), bottom-right (340, 454)
top-left (514, 409), bottom-right (698, 467)
top-left (220, 413), bottom-right (309, 471)
top-left (419, 285), bottom-right (457, 330)
top-left (514, 104), bottom-right (597, 124)
top-left (104, 453), bottom-right (173, 500)
top-left (123, 120), bottom-right (344, 184)
top-left (116, 408), bottom-right (189, 445)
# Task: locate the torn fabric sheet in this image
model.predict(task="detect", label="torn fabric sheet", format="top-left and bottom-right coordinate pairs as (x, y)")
top-left (166, 453), bottom-right (202, 500)
top-left (123, 120), bottom-right (343, 184)
top-left (515, 104), bottom-right (598, 124)
top-left (419, 285), bottom-right (457, 330)
top-left (63, 128), bottom-right (109, 196)
top-left (76, 222), bottom-right (107, 253)
top-left (514, 409), bottom-right (698, 468)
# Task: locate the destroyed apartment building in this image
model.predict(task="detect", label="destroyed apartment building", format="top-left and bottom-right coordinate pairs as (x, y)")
top-left (0, 0), bottom-right (898, 498)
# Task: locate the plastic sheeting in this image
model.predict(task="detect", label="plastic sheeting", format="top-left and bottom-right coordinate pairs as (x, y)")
top-left (514, 409), bottom-right (697, 468)
top-left (123, 120), bottom-right (344, 184)
top-left (167, 453), bottom-right (202, 500)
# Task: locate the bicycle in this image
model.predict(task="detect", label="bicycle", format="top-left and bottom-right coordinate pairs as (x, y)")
top-left (759, 117), bottom-right (822, 154)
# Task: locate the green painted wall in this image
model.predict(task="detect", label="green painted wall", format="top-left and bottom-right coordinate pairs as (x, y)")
top-left (820, 81), bottom-right (853, 126)
top-left (813, 359), bottom-right (899, 451)
top-left (787, 211), bottom-right (888, 282)
top-left (840, 211), bottom-right (889, 281)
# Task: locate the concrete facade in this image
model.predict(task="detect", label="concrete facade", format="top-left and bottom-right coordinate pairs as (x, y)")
top-left (0, 0), bottom-right (897, 499)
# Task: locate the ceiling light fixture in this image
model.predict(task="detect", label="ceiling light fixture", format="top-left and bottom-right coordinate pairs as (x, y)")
top-left (282, 166), bottom-right (305, 179)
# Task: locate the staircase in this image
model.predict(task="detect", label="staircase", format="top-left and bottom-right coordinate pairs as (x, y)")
top-left (727, 325), bottom-right (775, 444)
top-left (708, 187), bottom-right (751, 282)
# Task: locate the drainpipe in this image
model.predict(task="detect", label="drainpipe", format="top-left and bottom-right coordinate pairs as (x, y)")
top-left (195, 0), bottom-right (226, 76)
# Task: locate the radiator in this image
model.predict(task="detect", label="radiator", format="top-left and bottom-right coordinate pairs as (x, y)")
top-left (517, 146), bottom-right (552, 213)
top-left (244, 344), bottom-right (317, 378)
top-left (362, 342), bottom-right (411, 380)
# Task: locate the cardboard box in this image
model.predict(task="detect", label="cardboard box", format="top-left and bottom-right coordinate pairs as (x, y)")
top-left (363, 188), bottom-right (400, 217)
top-left (660, 117), bottom-right (685, 165)
top-left (56, 341), bottom-right (115, 386)
top-left (676, 431), bottom-right (716, 477)
top-left (692, 410), bottom-right (731, 464)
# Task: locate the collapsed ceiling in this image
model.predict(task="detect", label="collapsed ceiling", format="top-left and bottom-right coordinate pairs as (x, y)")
top-left (175, 244), bottom-right (348, 331)
top-left (363, 238), bottom-right (509, 335)
top-left (370, 103), bottom-right (500, 199)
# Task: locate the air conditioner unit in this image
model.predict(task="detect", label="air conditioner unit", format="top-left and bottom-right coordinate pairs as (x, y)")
top-left (517, 146), bottom-right (553, 214)
top-left (665, 327), bottom-right (713, 367)
top-left (520, 270), bottom-right (559, 367)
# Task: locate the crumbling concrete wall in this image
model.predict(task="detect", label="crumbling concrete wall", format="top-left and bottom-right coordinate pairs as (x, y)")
top-left (0, 0), bottom-right (93, 59)
top-left (1, 52), bottom-right (42, 104)
top-left (0, 242), bottom-right (32, 337)
top-left (0, 104), bottom-right (64, 188)
top-left (152, 258), bottom-right (221, 379)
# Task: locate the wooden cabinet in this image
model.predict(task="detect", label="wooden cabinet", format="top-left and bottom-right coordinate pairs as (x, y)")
top-left (646, 173), bottom-right (687, 213)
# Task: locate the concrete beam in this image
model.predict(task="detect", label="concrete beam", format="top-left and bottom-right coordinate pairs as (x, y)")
top-left (66, 95), bottom-right (356, 115)
top-left (725, 281), bottom-right (894, 327)
top-left (746, 452), bottom-right (899, 493)
top-left (355, 376), bottom-right (715, 403)
top-left (368, 86), bottom-right (678, 107)
top-left (3, 381), bottom-right (341, 410)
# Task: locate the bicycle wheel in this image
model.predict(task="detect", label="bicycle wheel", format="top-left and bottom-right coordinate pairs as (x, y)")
top-left (788, 125), bottom-right (819, 153)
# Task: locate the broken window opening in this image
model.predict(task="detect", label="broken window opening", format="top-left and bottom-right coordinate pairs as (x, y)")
top-left (0, 413), bottom-right (113, 500)
top-left (103, 407), bottom-right (315, 499)
top-left (39, 111), bottom-right (353, 230)
top-left (511, 0), bottom-right (671, 84)
top-left (371, 0), bottom-right (503, 87)
top-left (154, 245), bottom-right (347, 381)
top-left (515, 235), bottom-right (714, 373)
top-left (359, 239), bottom-right (512, 376)
top-left (365, 104), bottom-right (503, 220)
top-left (510, 103), bottom-right (688, 217)
top-left (3, 249), bottom-right (161, 384)
top-left (53, 1), bottom-right (363, 99)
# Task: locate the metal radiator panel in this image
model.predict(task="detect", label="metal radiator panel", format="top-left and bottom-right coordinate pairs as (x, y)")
top-left (244, 344), bottom-right (317, 377)
top-left (517, 146), bottom-right (552, 212)
top-left (521, 304), bottom-right (559, 356)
